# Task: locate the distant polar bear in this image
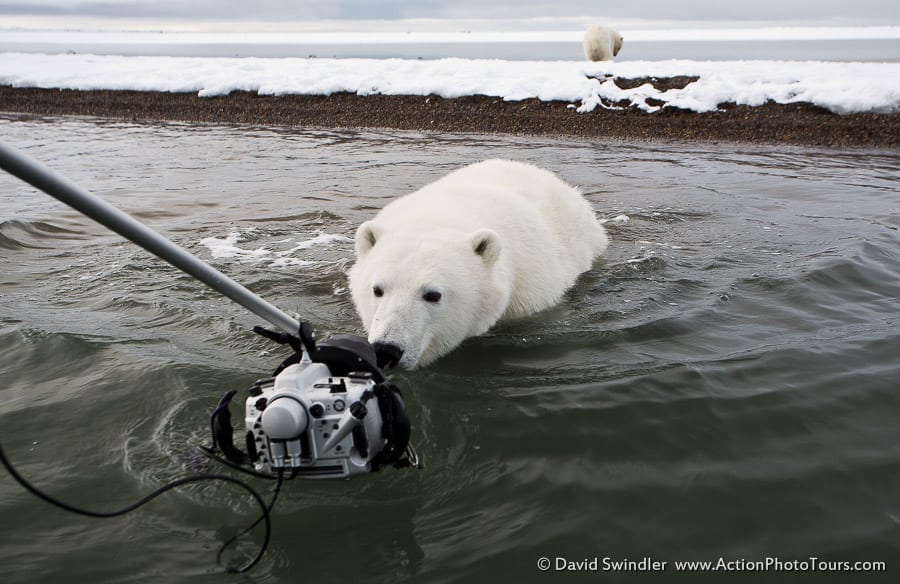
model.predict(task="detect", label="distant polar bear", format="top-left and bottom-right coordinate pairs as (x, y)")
top-left (348, 159), bottom-right (609, 369)
top-left (583, 24), bottom-right (623, 61)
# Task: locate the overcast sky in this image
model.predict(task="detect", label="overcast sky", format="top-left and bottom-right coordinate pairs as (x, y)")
top-left (1, 0), bottom-right (898, 25)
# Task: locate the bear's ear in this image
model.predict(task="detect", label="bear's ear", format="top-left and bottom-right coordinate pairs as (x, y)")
top-left (355, 221), bottom-right (383, 257)
top-left (470, 229), bottom-right (501, 266)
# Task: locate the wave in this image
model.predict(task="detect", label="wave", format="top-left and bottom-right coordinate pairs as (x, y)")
top-left (0, 219), bottom-right (89, 250)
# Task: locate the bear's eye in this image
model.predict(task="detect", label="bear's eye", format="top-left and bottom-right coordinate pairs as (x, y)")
top-left (422, 291), bottom-right (442, 303)
top-left (373, 285), bottom-right (384, 298)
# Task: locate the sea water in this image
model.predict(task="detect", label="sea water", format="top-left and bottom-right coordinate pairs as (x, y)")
top-left (0, 116), bottom-right (898, 583)
top-left (2, 29), bottom-right (899, 62)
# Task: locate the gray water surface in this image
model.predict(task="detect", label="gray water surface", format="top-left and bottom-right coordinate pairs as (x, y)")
top-left (1, 117), bottom-right (898, 583)
top-left (3, 38), bottom-right (899, 62)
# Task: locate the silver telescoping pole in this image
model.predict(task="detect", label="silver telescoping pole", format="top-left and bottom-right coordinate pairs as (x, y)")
top-left (0, 141), bottom-right (303, 341)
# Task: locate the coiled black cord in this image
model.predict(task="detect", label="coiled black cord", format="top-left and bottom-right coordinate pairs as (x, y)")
top-left (0, 439), bottom-right (277, 574)
top-left (218, 468), bottom-right (284, 572)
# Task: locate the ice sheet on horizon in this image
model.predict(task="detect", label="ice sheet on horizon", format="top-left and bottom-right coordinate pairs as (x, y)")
top-left (2, 26), bottom-right (899, 42)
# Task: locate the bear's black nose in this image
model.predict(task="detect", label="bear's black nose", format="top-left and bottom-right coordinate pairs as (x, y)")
top-left (373, 342), bottom-right (404, 369)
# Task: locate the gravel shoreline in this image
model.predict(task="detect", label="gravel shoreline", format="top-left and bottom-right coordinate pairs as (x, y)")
top-left (2, 85), bottom-right (898, 148)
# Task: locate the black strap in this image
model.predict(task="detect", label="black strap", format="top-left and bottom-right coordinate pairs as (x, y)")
top-left (252, 324), bottom-right (317, 376)
top-left (311, 334), bottom-right (384, 382)
top-left (255, 327), bottom-right (385, 382)
top-left (209, 390), bottom-right (251, 465)
top-left (371, 382), bottom-right (412, 470)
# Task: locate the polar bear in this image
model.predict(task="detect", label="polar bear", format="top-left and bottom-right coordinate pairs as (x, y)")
top-left (583, 24), bottom-right (623, 61)
top-left (347, 159), bottom-right (608, 369)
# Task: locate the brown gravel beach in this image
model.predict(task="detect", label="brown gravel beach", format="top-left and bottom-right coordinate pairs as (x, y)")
top-left (1, 85), bottom-right (898, 148)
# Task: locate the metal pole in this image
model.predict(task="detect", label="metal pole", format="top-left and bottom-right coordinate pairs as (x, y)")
top-left (0, 141), bottom-right (303, 339)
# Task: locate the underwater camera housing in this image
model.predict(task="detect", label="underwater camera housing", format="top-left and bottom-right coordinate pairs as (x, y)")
top-left (209, 330), bottom-right (419, 479)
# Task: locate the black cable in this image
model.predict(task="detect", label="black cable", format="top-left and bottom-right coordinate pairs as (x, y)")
top-left (216, 468), bottom-right (284, 573)
top-left (0, 439), bottom-right (273, 573)
top-left (197, 445), bottom-right (278, 480)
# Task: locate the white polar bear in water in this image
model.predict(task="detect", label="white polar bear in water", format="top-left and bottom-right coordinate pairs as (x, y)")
top-left (583, 24), bottom-right (623, 61)
top-left (348, 159), bottom-right (608, 369)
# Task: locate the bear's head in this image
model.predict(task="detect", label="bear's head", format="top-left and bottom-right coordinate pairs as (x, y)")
top-left (347, 220), bottom-right (511, 369)
top-left (613, 33), bottom-right (623, 57)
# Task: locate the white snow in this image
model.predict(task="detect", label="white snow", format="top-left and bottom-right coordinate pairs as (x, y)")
top-left (1, 27), bottom-right (898, 114)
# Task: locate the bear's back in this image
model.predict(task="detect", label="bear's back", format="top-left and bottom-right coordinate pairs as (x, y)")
top-left (374, 159), bottom-right (607, 316)
top-left (583, 25), bottom-right (621, 61)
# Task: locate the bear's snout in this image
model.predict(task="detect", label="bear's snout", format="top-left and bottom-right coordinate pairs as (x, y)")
top-left (373, 341), bottom-right (404, 369)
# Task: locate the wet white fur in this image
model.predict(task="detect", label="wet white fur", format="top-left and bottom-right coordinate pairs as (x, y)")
top-left (348, 159), bottom-right (608, 368)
